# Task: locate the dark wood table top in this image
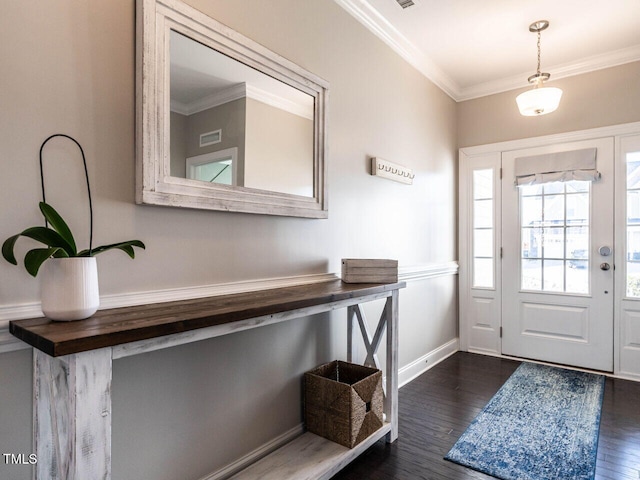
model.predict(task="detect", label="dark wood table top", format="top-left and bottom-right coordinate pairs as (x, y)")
top-left (10, 279), bottom-right (405, 357)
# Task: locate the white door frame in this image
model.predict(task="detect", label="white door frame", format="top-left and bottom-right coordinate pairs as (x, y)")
top-left (459, 121), bottom-right (640, 381)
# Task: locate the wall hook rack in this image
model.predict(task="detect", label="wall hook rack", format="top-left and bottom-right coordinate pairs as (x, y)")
top-left (371, 157), bottom-right (414, 185)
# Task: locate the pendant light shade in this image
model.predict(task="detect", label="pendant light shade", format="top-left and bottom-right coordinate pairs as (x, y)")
top-left (516, 85), bottom-right (563, 116)
top-left (517, 20), bottom-right (562, 117)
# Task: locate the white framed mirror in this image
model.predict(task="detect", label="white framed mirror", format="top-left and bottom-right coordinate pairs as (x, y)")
top-left (136, 0), bottom-right (329, 218)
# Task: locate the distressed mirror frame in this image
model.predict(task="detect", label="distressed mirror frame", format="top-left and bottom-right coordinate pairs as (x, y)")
top-left (136, 0), bottom-right (329, 218)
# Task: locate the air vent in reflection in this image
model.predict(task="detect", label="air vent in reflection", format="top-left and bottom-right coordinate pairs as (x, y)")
top-left (396, 0), bottom-right (415, 8)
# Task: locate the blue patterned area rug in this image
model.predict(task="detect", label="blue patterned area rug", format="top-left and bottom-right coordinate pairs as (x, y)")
top-left (444, 362), bottom-right (605, 480)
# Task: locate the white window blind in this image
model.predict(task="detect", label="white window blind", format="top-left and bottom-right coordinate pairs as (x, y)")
top-left (514, 147), bottom-right (600, 186)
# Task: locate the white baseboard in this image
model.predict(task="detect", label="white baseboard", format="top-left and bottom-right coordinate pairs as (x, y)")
top-left (197, 424), bottom-right (304, 480)
top-left (398, 338), bottom-right (460, 388)
top-left (197, 337), bottom-right (461, 479)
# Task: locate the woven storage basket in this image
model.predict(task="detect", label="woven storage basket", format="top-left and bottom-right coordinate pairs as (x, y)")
top-left (304, 360), bottom-right (383, 448)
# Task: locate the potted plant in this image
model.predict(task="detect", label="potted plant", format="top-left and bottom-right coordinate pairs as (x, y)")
top-left (2, 202), bottom-right (145, 321)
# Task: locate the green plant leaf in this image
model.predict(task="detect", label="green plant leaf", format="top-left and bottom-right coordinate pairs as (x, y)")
top-left (24, 247), bottom-right (68, 277)
top-left (39, 202), bottom-right (77, 255)
top-left (19, 226), bottom-right (76, 256)
top-left (78, 240), bottom-right (145, 258)
top-left (2, 226), bottom-right (76, 267)
top-left (2, 235), bottom-right (20, 265)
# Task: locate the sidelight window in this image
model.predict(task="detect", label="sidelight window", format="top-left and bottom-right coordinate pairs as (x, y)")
top-left (626, 150), bottom-right (640, 297)
top-left (472, 169), bottom-right (494, 288)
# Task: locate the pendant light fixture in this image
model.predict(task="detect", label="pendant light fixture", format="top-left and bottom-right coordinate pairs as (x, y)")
top-left (516, 20), bottom-right (563, 116)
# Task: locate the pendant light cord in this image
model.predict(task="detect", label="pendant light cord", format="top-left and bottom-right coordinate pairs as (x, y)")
top-left (536, 30), bottom-right (542, 76)
top-left (39, 134), bottom-right (94, 255)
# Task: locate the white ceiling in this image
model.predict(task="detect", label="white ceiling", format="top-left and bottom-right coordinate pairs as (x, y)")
top-left (335, 0), bottom-right (640, 101)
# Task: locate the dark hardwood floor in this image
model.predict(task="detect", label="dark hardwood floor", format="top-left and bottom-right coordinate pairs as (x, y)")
top-left (332, 352), bottom-right (640, 480)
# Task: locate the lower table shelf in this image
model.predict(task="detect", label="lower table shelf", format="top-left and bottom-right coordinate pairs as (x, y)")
top-left (230, 423), bottom-right (392, 480)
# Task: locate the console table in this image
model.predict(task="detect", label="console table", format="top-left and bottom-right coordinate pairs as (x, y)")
top-left (10, 278), bottom-right (405, 480)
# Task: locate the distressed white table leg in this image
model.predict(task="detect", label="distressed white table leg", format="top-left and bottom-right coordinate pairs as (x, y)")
top-left (384, 291), bottom-right (399, 443)
top-left (34, 348), bottom-right (112, 480)
top-left (347, 305), bottom-right (355, 363)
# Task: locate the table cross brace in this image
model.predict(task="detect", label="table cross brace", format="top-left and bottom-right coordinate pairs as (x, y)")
top-left (347, 304), bottom-right (387, 370)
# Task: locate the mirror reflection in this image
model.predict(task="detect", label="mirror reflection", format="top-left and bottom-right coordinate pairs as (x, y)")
top-left (169, 30), bottom-right (315, 197)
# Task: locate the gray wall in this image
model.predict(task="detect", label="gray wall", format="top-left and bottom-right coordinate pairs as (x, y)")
top-left (244, 98), bottom-right (314, 196)
top-left (0, 1), bottom-right (457, 479)
top-left (457, 61), bottom-right (640, 148)
top-left (171, 98), bottom-right (247, 183)
top-left (170, 111), bottom-right (188, 178)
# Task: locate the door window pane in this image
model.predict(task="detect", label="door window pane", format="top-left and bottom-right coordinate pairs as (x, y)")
top-left (473, 199), bottom-right (493, 228)
top-left (543, 259), bottom-right (564, 292)
top-left (519, 181), bottom-right (590, 294)
top-left (543, 195), bottom-right (564, 225)
top-left (473, 169), bottom-right (492, 200)
top-left (474, 229), bottom-right (493, 258)
top-left (627, 153), bottom-right (640, 189)
top-left (522, 259), bottom-right (542, 290)
top-left (521, 196), bottom-right (542, 226)
top-left (521, 227), bottom-right (541, 259)
top-left (520, 184), bottom-right (543, 196)
top-left (473, 258), bottom-right (494, 288)
top-left (567, 227), bottom-right (589, 259)
top-left (565, 181), bottom-right (589, 193)
top-left (544, 182), bottom-right (564, 195)
top-left (542, 227), bottom-right (565, 258)
top-left (566, 261), bottom-right (589, 294)
top-left (566, 194), bottom-right (589, 224)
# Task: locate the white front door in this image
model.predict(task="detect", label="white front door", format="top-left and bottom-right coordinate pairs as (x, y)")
top-left (501, 138), bottom-right (614, 371)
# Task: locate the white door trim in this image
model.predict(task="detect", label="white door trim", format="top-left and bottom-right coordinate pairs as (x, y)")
top-left (460, 121), bottom-right (640, 157)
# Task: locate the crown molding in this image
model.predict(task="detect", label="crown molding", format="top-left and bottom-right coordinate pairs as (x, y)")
top-left (333, 0), bottom-right (459, 100)
top-left (335, 0), bottom-right (640, 102)
top-left (458, 44), bottom-right (640, 101)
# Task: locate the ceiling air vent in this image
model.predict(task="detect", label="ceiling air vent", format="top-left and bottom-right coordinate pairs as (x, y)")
top-left (396, 0), bottom-right (415, 9)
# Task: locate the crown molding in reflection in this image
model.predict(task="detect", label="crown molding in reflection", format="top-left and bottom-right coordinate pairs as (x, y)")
top-left (171, 83), bottom-right (247, 115)
top-left (171, 82), bottom-right (314, 119)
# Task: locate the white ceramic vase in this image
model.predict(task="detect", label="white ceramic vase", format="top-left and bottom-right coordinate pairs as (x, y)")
top-left (40, 257), bottom-right (100, 321)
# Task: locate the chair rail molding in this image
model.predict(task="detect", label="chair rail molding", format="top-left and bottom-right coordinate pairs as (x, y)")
top-left (0, 262), bottom-right (458, 353)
